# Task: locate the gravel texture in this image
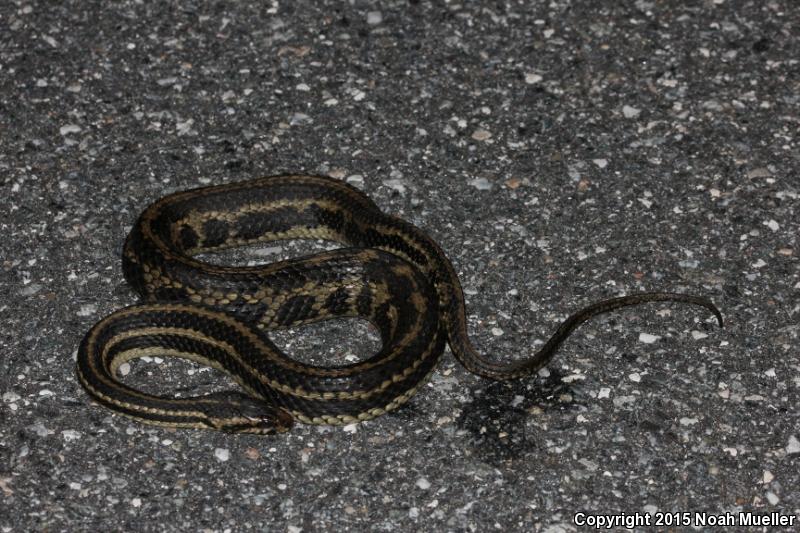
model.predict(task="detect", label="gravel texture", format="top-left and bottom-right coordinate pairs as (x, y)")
top-left (1, 1), bottom-right (799, 531)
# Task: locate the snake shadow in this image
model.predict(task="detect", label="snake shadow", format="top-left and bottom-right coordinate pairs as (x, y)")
top-left (453, 369), bottom-right (584, 466)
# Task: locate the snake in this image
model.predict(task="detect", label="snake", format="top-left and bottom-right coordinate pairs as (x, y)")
top-left (76, 175), bottom-right (723, 434)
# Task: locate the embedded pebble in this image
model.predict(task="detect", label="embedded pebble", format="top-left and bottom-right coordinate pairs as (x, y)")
top-left (416, 478), bottom-right (431, 490)
top-left (2, 392), bottom-right (20, 403)
top-left (469, 177), bottom-right (492, 190)
top-left (29, 422), bottom-right (53, 437)
top-left (290, 113), bottom-right (312, 125)
top-left (77, 304), bottom-right (97, 317)
top-left (471, 129), bottom-right (492, 141)
top-left (19, 284), bottom-right (42, 296)
top-left (638, 333), bottom-right (660, 344)
top-left (383, 179), bottom-right (407, 194)
top-left (525, 73), bottom-right (543, 84)
top-left (622, 105), bottom-right (641, 118)
top-left (59, 124), bottom-right (81, 135)
top-left (214, 448), bottom-right (230, 462)
top-left (366, 11), bottom-right (382, 25)
top-left (62, 430), bottom-right (82, 442)
top-left (786, 435), bottom-right (800, 455)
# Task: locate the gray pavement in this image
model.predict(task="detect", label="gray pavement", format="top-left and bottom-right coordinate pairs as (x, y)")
top-left (1, 1), bottom-right (799, 531)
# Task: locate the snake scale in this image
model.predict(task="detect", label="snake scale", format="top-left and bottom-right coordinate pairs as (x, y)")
top-left (76, 175), bottom-right (723, 434)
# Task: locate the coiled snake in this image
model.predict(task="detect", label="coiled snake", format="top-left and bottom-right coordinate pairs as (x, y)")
top-left (76, 175), bottom-right (723, 434)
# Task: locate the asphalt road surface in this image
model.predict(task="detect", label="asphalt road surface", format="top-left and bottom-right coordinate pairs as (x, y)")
top-left (1, 1), bottom-right (798, 531)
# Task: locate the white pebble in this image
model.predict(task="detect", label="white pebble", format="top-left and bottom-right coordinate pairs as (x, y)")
top-left (2, 392), bottom-right (20, 403)
top-left (59, 124), bottom-right (81, 135)
top-left (29, 421), bottom-right (53, 437)
top-left (691, 331), bottom-right (709, 340)
top-left (628, 373), bottom-right (641, 383)
top-left (679, 417), bottom-right (698, 426)
top-left (77, 304), bottom-right (97, 317)
top-left (786, 435), bottom-right (800, 454)
top-left (597, 387), bottom-right (611, 399)
top-left (131, 497), bottom-right (142, 508)
top-left (383, 179), bottom-right (406, 194)
top-left (366, 11), bottom-right (382, 25)
top-left (764, 219), bottom-right (779, 231)
top-left (490, 327), bottom-right (504, 337)
top-left (343, 423), bottom-right (358, 433)
top-left (62, 430), bottom-right (82, 442)
top-left (766, 492), bottom-right (780, 505)
top-left (214, 448), bottom-right (230, 462)
top-left (638, 333), bottom-right (660, 344)
top-left (622, 105), bottom-right (641, 118)
top-left (525, 73), bottom-right (543, 84)
top-left (592, 158), bottom-right (608, 168)
top-left (762, 470), bottom-right (774, 484)
top-left (290, 112), bottom-right (312, 125)
top-left (416, 477), bottom-right (431, 490)
top-left (118, 362), bottom-right (131, 376)
top-left (471, 129), bottom-right (492, 141)
top-left (469, 177), bottom-right (492, 190)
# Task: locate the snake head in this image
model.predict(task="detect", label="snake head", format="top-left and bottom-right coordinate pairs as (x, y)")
top-left (199, 391), bottom-right (294, 435)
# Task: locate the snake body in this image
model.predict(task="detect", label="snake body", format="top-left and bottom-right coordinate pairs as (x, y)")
top-left (77, 175), bottom-right (722, 434)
